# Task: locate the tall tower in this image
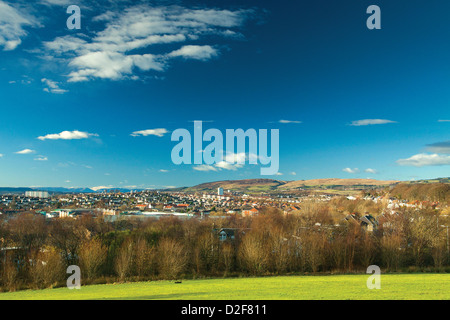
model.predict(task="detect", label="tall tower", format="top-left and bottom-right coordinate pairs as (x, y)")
top-left (218, 187), bottom-right (224, 196)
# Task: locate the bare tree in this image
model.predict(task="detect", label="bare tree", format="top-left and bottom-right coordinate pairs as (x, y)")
top-left (135, 238), bottom-right (155, 278)
top-left (1, 254), bottom-right (19, 292)
top-left (219, 242), bottom-right (235, 275)
top-left (78, 238), bottom-right (107, 281)
top-left (30, 246), bottom-right (64, 289)
top-left (157, 238), bottom-right (187, 280)
top-left (238, 231), bottom-right (270, 275)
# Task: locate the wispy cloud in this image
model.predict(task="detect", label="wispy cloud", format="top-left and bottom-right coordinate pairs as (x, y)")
top-left (131, 128), bottom-right (168, 137)
top-left (215, 161), bottom-right (244, 171)
top-left (168, 45), bottom-right (218, 61)
top-left (350, 119), bottom-right (397, 126)
top-left (438, 120), bottom-right (450, 122)
top-left (225, 152), bottom-right (259, 164)
top-left (0, 1), bottom-right (39, 51)
top-left (193, 165), bottom-right (219, 172)
top-left (15, 149), bottom-right (35, 154)
top-left (159, 169), bottom-right (169, 173)
top-left (278, 120), bottom-right (302, 124)
top-left (397, 153), bottom-right (450, 167)
top-left (193, 152), bottom-right (260, 172)
top-left (34, 155), bottom-right (48, 161)
top-left (41, 78), bottom-right (68, 94)
top-left (365, 168), bottom-right (378, 174)
top-left (343, 167), bottom-right (359, 174)
top-left (43, 5), bottom-right (255, 82)
top-left (38, 130), bottom-right (98, 141)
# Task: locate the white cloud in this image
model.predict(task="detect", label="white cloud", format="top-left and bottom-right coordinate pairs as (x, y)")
top-left (350, 119), bottom-right (397, 126)
top-left (0, 154), bottom-right (3, 158)
top-left (290, 172), bottom-right (297, 176)
top-left (159, 169), bottom-right (169, 173)
top-left (44, 5), bottom-right (255, 82)
top-left (168, 45), bottom-right (218, 60)
top-left (38, 130), bottom-right (98, 141)
top-left (193, 152), bottom-right (260, 172)
top-left (41, 78), bottom-right (68, 94)
top-left (397, 153), bottom-right (450, 167)
top-left (278, 120), bottom-right (302, 124)
top-left (365, 168), bottom-right (378, 174)
top-left (225, 152), bottom-right (259, 164)
top-left (193, 165), bottom-right (218, 172)
top-left (131, 128), bottom-right (168, 137)
top-left (34, 155), bottom-right (48, 161)
top-left (15, 149), bottom-right (35, 154)
top-left (343, 168), bottom-right (359, 174)
top-left (215, 161), bottom-right (244, 171)
top-left (0, 1), bottom-right (39, 51)
top-left (68, 52), bottom-right (165, 82)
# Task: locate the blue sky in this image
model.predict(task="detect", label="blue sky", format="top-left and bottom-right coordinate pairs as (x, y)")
top-left (0, 0), bottom-right (449, 189)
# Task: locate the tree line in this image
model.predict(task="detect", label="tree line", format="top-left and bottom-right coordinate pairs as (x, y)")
top-left (0, 202), bottom-right (449, 292)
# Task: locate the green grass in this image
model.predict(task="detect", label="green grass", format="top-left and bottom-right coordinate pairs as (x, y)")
top-left (0, 274), bottom-right (449, 300)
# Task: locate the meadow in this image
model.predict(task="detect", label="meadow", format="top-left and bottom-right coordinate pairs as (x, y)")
top-left (0, 274), bottom-right (449, 300)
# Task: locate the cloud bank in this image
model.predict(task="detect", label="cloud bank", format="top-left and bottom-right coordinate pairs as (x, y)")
top-left (43, 5), bottom-right (255, 82)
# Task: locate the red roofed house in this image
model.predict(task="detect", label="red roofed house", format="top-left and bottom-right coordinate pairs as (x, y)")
top-left (242, 207), bottom-right (259, 217)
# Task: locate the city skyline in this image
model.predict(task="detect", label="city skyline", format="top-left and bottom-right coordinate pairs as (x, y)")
top-left (0, 0), bottom-right (449, 188)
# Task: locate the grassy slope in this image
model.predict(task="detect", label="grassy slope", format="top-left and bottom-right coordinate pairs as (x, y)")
top-left (1, 274), bottom-right (449, 300)
top-left (278, 179), bottom-right (399, 189)
top-left (185, 178), bottom-right (400, 194)
top-left (185, 179), bottom-right (284, 193)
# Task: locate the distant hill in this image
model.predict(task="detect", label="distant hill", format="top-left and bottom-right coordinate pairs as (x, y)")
top-left (185, 179), bottom-right (285, 193)
top-left (185, 178), bottom-right (400, 193)
top-left (0, 187), bottom-right (34, 194)
top-left (38, 187), bottom-right (96, 193)
top-left (0, 187), bottom-right (97, 194)
top-left (279, 178), bottom-right (399, 190)
top-left (93, 188), bottom-right (148, 193)
top-left (405, 177), bottom-right (450, 184)
top-left (0, 177), bottom-right (446, 195)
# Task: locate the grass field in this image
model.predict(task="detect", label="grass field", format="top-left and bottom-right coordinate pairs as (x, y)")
top-left (0, 274), bottom-right (449, 300)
